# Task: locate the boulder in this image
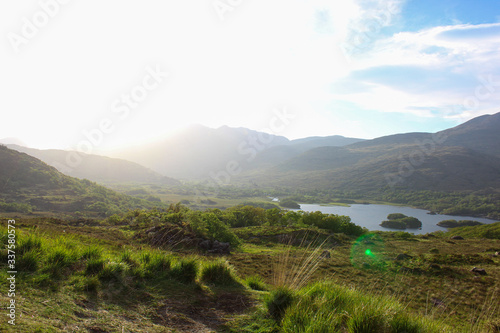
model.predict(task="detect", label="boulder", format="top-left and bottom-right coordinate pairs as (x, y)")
top-left (471, 267), bottom-right (487, 275)
top-left (395, 253), bottom-right (413, 261)
top-left (450, 235), bottom-right (464, 240)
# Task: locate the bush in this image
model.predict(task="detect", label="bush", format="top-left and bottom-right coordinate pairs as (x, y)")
top-left (200, 260), bottom-right (239, 286)
top-left (280, 199), bottom-right (300, 209)
top-left (387, 213), bottom-right (407, 220)
top-left (189, 212), bottom-right (241, 247)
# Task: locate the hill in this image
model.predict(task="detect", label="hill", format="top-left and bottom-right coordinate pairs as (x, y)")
top-left (0, 145), bottom-right (158, 217)
top-left (112, 124), bottom-right (364, 179)
top-left (242, 112), bottom-right (500, 194)
top-left (7, 144), bottom-right (179, 185)
top-left (1, 209), bottom-right (498, 332)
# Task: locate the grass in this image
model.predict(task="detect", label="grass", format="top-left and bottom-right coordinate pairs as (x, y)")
top-left (200, 259), bottom-right (240, 286)
top-left (245, 275), bottom-right (268, 291)
top-left (1, 217), bottom-right (499, 332)
top-left (170, 258), bottom-right (199, 284)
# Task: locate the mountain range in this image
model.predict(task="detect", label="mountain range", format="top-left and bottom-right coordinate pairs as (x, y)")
top-left (5, 144), bottom-right (179, 185)
top-left (2, 112), bottom-right (499, 196)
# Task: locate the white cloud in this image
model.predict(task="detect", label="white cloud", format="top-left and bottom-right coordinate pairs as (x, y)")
top-left (331, 22), bottom-right (500, 121)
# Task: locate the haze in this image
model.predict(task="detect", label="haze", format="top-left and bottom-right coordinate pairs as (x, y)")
top-left (1, 0), bottom-right (499, 152)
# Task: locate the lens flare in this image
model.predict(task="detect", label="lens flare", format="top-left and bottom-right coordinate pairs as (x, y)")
top-left (350, 233), bottom-right (386, 270)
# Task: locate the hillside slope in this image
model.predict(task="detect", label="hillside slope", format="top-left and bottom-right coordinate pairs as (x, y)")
top-left (7, 145), bottom-right (179, 185)
top-left (0, 145), bottom-right (155, 216)
top-left (241, 112), bottom-right (500, 194)
top-left (113, 125), bottom-right (364, 179)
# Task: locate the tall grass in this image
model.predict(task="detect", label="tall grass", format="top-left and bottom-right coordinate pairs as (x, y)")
top-left (170, 258), bottom-right (199, 284)
top-left (200, 259), bottom-right (239, 286)
top-left (272, 231), bottom-right (331, 290)
top-left (277, 280), bottom-right (447, 332)
top-left (245, 275), bottom-right (268, 291)
top-left (141, 250), bottom-right (172, 277)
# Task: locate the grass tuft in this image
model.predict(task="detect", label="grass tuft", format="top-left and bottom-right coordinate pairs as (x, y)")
top-left (170, 258), bottom-right (199, 284)
top-left (265, 286), bottom-right (295, 322)
top-left (200, 259), bottom-right (239, 286)
top-left (245, 275), bottom-right (268, 291)
top-left (85, 258), bottom-right (106, 276)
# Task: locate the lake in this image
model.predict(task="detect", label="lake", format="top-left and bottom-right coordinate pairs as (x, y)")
top-left (297, 203), bottom-right (498, 234)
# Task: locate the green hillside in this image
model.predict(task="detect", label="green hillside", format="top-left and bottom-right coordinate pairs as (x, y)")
top-left (0, 145), bottom-right (160, 217)
top-left (7, 144), bottom-right (179, 185)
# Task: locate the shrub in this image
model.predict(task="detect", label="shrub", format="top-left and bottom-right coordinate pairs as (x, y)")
top-left (387, 213), bottom-right (407, 220)
top-left (200, 259), bottom-right (239, 286)
top-left (170, 259), bottom-right (199, 284)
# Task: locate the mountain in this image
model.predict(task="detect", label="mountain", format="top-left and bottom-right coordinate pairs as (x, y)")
top-left (0, 137), bottom-right (27, 146)
top-left (113, 124), bottom-right (364, 179)
top-left (0, 145), bottom-right (155, 216)
top-left (6, 145), bottom-right (179, 185)
top-left (242, 112), bottom-right (500, 193)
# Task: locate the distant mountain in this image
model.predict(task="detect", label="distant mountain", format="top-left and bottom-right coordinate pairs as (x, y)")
top-left (0, 145), bottom-right (154, 216)
top-left (113, 124), bottom-right (364, 179)
top-left (0, 137), bottom-right (27, 146)
top-left (6, 145), bottom-right (179, 185)
top-left (242, 112), bottom-right (500, 193)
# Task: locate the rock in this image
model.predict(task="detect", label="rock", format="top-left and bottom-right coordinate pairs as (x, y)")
top-left (431, 298), bottom-right (445, 307)
top-left (471, 267), bottom-right (487, 275)
top-left (395, 253), bottom-right (413, 261)
top-left (199, 240), bottom-right (212, 250)
top-left (399, 266), bottom-right (423, 274)
top-left (450, 235), bottom-right (464, 240)
top-left (494, 252), bottom-right (499, 257)
top-left (320, 250), bottom-right (331, 259)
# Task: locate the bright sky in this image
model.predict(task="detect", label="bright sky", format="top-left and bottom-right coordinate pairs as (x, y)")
top-left (1, 0), bottom-right (499, 152)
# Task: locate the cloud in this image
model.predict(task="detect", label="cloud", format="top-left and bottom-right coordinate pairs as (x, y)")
top-left (330, 22), bottom-right (500, 122)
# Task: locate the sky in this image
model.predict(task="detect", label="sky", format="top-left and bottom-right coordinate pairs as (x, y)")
top-left (0, 0), bottom-right (499, 152)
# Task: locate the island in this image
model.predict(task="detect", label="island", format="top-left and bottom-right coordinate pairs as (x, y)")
top-left (380, 213), bottom-right (422, 229)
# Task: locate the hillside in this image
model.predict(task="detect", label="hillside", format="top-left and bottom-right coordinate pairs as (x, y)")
top-left (1, 210), bottom-right (498, 332)
top-left (7, 144), bottom-right (179, 185)
top-left (242, 112), bottom-right (500, 194)
top-left (112, 124), bottom-right (364, 179)
top-left (0, 145), bottom-right (158, 216)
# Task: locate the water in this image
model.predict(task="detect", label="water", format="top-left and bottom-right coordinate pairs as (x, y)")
top-left (297, 203), bottom-right (498, 234)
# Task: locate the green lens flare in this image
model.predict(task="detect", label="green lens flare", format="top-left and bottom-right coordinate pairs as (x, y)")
top-left (365, 249), bottom-right (373, 257)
